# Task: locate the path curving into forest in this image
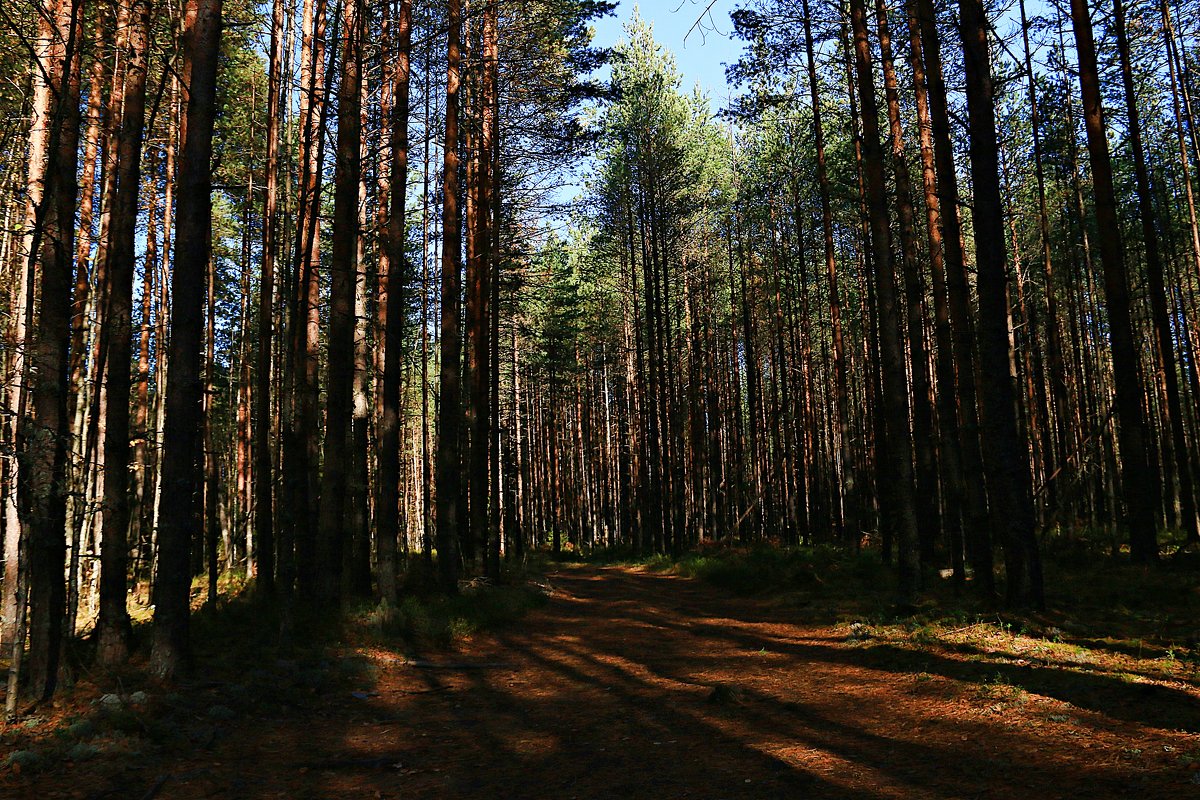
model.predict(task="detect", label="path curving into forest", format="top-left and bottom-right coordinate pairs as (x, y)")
top-left (20, 565), bottom-right (1200, 799)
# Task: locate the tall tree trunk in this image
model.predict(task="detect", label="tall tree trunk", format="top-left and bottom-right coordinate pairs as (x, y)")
top-left (1115, 0), bottom-right (1197, 542)
top-left (132, 161), bottom-right (158, 587)
top-left (488, 60), bottom-right (502, 578)
top-left (802, 0), bottom-right (857, 543)
top-left (1017, 0), bottom-right (1069, 529)
top-left (97, 0), bottom-right (153, 666)
top-left (347, 146), bottom-right (370, 598)
top-left (420, 37), bottom-right (434, 565)
top-left (1069, 0), bottom-right (1159, 562)
top-left (2, 0), bottom-right (66, 653)
top-left (16, 0), bottom-right (82, 704)
top-left (151, 0), bottom-right (222, 678)
top-left (378, 0), bottom-right (413, 605)
top-left (285, 0), bottom-right (330, 603)
top-left (959, 0), bottom-right (1043, 604)
top-left (254, 0), bottom-right (286, 596)
top-left (203, 239), bottom-right (219, 604)
top-left (467, 0), bottom-right (496, 577)
top-left (435, 0), bottom-right (464, 592)
top-left (317, 0), bottom-right (363, 605)
top-left (62, 11), bottom-right (110, 634)
top-left (149, 80), bottom-right (178, 585)
top-left (849, 0), bottom-right (920, 598)
top-left (876, 0), bottom-right (940, 565)
top-left (915, 0), bottom-right (994, 594)
top-left (905, 0), bottom-right (966, 583)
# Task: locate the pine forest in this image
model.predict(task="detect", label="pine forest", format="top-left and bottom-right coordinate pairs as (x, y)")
top-left (0, 0), bottom-right (1198, 795)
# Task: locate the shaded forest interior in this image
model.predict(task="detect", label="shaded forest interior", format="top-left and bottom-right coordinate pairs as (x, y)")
top-left (1, 0), bottom-right (1200, 793)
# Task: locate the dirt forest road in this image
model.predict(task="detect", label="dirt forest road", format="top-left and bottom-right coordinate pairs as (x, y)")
top-left (15, 565), bottom-right (1200, 799)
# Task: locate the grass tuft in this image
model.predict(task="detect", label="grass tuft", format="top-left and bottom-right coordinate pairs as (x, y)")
top-left (358, 581), bottom-right (549, 649)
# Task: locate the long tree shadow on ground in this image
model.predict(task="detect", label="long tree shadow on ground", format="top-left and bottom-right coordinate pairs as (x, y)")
top-left (26, 565), bottom-right (1198, 800)
top-left (567, 567), bottom-right (1200, 733)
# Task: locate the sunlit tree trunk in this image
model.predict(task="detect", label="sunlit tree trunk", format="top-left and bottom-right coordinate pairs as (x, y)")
top-left (849, 0), bottom-right (920, 598)
top-left (915, 0), bottom-right (993, 593)
top-left (378, 0), bottom-right (413, 604)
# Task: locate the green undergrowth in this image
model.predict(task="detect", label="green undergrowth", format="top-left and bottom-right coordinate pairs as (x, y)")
top-left (648, 545), bottom-right (891, 598)
top-left (583, 539), bottom-right (1196, 629)
top-left (573, 541), bottom-right (1200, 681)
top-left (354, 575), bottom-right (550, 649)
top-left (567, 542), bottom-right (897, 606)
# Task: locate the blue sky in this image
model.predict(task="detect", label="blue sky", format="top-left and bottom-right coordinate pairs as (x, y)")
top-left (591, 0), bottom-right (743, 105)
top-left (549, 1), bottom-right (743, 206)
top-left (587, 0), bottom-right (1067, 110)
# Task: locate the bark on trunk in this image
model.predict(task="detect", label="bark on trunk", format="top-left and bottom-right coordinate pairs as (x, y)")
top-left (849, 0), bottom-right (921, 598)
top-left (151, 0), bottom-right (223, 678)
top-left (435, 0), bottom-right (464, 592)
top-left (377, 0), bottom-right (413, 605)
top-left (97, 0), bottom-right (153, 666)
top-left (1069, 0), bottom-right (1159, 562)
top-left (959, 0), bottom-right (1043, 604)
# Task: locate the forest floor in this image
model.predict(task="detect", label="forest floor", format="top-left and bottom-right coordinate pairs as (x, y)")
top-left (2, 558), bottom-right (1200, 799)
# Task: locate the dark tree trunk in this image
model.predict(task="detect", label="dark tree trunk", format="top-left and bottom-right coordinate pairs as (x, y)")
top-left (849, 0), bottom-right (921, 599)
top-left (959, 0), bottom-right (1043, 605)
top-left (316, 0), bottom-right (363, 606)
top-left (1069, 0), bottom-right (1159, 562)
top-left (906, 0), bottom-right (966, 583)
top-left (1114, 0), bottom-right (1197, 543)
top-left (915, 0), bottom-right (994, 595)
top-left (254, 0), bottom-right (286, 596)
top-left (435, 0), bottom-right (464, 593)
top-left (19, 0), bottom-right (82, 703)
top-left (152, 0), bottom-right (223, 679)
top-left (803, 0), bottom-right (857, 543)
top-left (377, 0), bottom-right (413, 605)
top-left (97, 0), bottom-right (153, 666)
top-left (876, 0), bottom-right (940, 565)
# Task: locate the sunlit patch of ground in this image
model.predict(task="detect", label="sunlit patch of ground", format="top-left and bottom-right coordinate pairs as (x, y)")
top-left (3, 559), bottom-right (1199, 799)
